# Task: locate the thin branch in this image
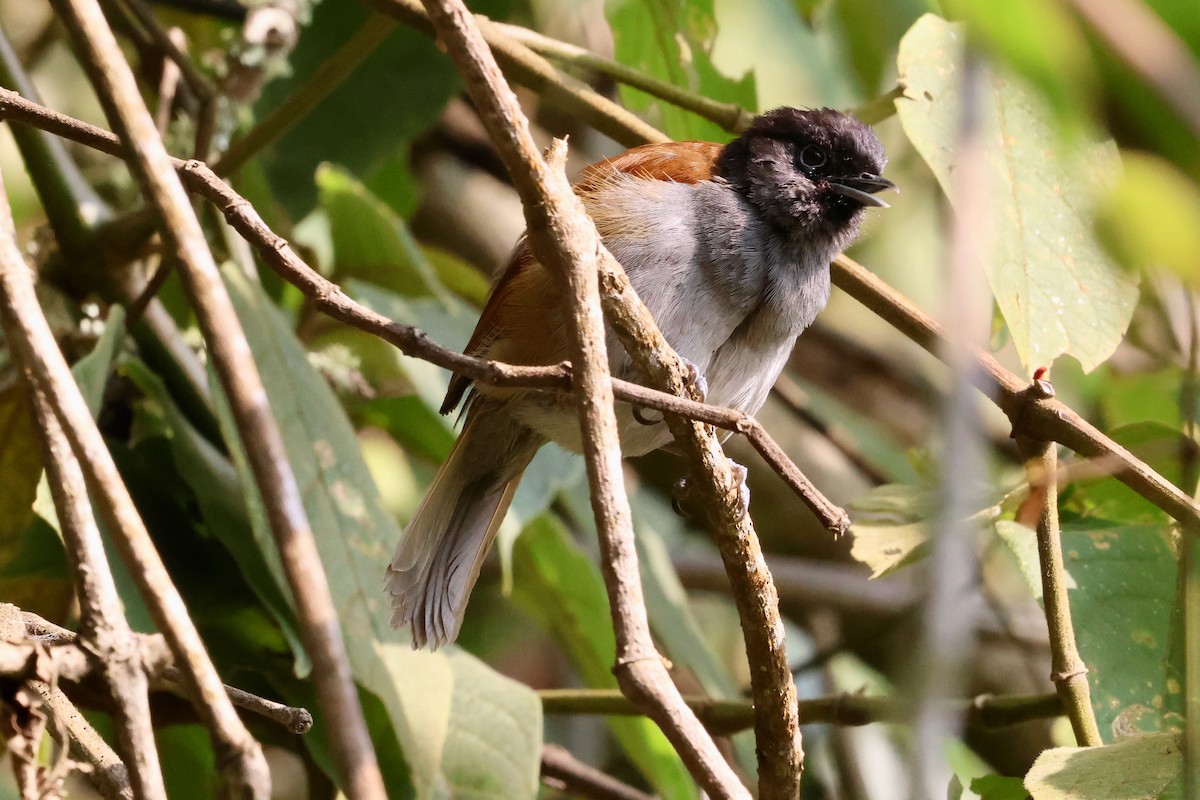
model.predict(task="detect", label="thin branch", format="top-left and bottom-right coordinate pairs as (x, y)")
top-left (538, 689), bottom-right (1065, 734)
top-left (0, 157), bottom-right (268, 796)
top-left (1014, 399), bottom-right (1103, 747)
top-left (362, 0), bottom-right (669, 148)
top-left (31, 680), bottom-right (134, 800)
top-left (539, 745), bottom-right (654, 800)
top-left (121, 0), bottom-right (216, 103)
top-left (416, 0), bottom-right (746, 796)
top-left (46, 3), bottom-right (384, 797)
top-left (19, 611), bottom-right (312, 734)
top-left (22, 384), bottom-right (167, 800)
top-left (772, 377), bottom-right (891, 486)
top-left (487, 21), bottom-right (755, 132)
top-left (830, 253), bottom-right (1200, 530)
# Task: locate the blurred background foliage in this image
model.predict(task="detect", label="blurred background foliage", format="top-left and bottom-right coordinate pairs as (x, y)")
top-left (0, 0), bottom-right (1197, 798)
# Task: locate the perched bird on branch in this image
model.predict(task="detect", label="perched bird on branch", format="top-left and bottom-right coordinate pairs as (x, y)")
top-left (386, 106), bottom-right (894, 649)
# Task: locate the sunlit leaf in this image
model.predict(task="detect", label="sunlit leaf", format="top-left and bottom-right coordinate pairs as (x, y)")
top-left (1025, 733), bottom-right (1183, 799)
top-left (896, 14), bottom-right (1138, 373)
top-left (847, 484), bottom-right (935, 577)
top-left (606, 0), bottom-right (756, 141)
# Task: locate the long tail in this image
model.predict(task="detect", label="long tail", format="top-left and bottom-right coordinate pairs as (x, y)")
top-left (386, 405), bottom-right (541, 649)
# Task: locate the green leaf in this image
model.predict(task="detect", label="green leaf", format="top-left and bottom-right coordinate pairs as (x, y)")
top-left (1064, 423), bottom-right (1196, 524)
top-left (216, 266), bottom-right (541, 798)
top-left (512, 514), bottom-right (697, 800)
top-left (122, 358), bottom-right (310, 674)
top-left (971, 775), bottom-right (1030, 800)
top-left (1025, 732), bottom-right (1183, 800)
top-left (1059, 519), bottom-right (1183, 739)
top-left (896, 14), bottom-right (1138, 373)
top-left (1095, 153), bottom-right (1200, 283)
top-left (317, 164), bottom-right (443, 298)
top-left (156, 725), bottom-right (219, 800)
top-left (74, 305), bottom-right (127, 417)
top-left (606, 0), bottom-right (756, 141)
top-left (939, 0), bottom-right (1095, 129)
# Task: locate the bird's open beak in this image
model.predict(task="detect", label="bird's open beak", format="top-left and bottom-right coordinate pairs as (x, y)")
top-left (829, 174), bottom-right (898, 208)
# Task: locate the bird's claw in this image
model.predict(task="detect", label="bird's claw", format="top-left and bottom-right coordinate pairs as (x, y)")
top-left (669, 462), bottom-right (750, 519)
top-left (632, 406), bottom-right (663, 425)
top-left (671, 476), bottom-right (693, 518)
top-left (682, 358), bottom-right (708, 404)
top-left (729, 460), bottom-right (751, 520)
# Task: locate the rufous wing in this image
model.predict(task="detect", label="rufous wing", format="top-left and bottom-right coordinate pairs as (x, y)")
top-left (440, 140), bottom-right (725, 416)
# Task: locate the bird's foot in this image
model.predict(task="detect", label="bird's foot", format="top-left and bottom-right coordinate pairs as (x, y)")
top-left (682, 358), bottom-right (708, 403)
top-left (728, 460), bottom-right (751, 520)
top-left (669, 461), bottom-right (750, 520)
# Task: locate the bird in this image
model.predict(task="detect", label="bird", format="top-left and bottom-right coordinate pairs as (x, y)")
top-left (386, 106), bottom-right (894, 649)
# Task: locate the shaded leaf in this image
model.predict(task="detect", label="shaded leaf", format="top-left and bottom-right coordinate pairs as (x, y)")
top-left (123, 358), bottom-right (310, 674)
top-left (847, 484), bottom-right (936, 577)
top-left (1059, 519), bottom-right (1182, 739)
top-left (896, 14), bottom-right (1138, 373)
top-left (317, 164), bottom-right (442, 298)
top-left (511, 514), bottom-right (697, 800)
top-left (971, 775), bottom-right (1030, 800)
top-left (1025, 733), bottom-right (1183, 800)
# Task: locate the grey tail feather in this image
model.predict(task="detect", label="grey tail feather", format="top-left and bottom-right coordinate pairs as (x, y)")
top-left (384, 413), bottom-right (537, 649)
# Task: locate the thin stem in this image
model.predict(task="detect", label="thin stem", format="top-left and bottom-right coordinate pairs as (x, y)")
top-left (0, 148), bottom-right (268, 796)
top-left (31, 680), bottom-right (134, 800)
top-left (488, 21), bottom-right (755, 132)
top-left (1015, 415), bottom-right (1103, 746)
top-left (213, 14), bottom-right (398, 175)
top-left (363, 0), bottom-right (669, 147)
top-left (121, 0), bottom-right (215, 102)
top-left (22, 386), bottom-right (167, 800)
top-left (540, 745), bottom-right (654, 800)
top-left (538, 689), bottom-right (1065, 734)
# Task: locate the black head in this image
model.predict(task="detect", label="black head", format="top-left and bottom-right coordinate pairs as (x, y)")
top-left (715, 107), bottom-right (893, 246)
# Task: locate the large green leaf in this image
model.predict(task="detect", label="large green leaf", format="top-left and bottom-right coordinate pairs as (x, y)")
top-left (1025, 733), bottom-right (1183, 800)
top-left (606, 0), bottom-right (756, 141)
top-left (895, 14), bottom-right (1138, 373)
top-left (511, 514), bottom-right (697, 800)
top-left (216, 266), bottom-right (541, 798)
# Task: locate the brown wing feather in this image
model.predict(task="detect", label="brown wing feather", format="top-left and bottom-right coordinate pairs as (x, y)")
top-left (439, 141), bottom-right (724, 416)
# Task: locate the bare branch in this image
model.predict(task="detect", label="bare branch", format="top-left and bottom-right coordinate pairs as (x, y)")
top-left (415, 0), bottom-right (746, 795)
top-left (540, 745), bottom-right (654, 800)
top-left (1014, 397), bottom-right (1103, 746)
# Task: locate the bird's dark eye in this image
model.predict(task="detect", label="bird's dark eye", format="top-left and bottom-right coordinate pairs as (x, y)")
top-left (798, 144), bottom-right (827, 170)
